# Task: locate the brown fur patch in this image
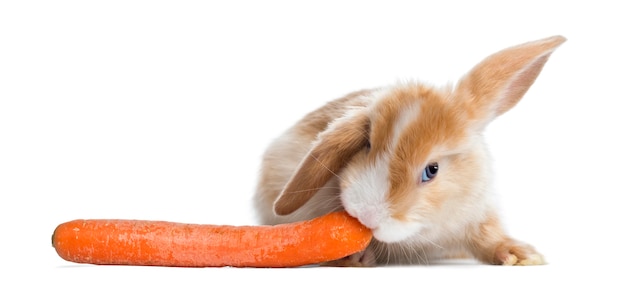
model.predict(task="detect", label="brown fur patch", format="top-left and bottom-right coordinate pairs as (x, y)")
top-left (274, 108), bottom-right (371, 215)
top-left (368, 89), bottom-right (412, 156)
top-left (465, 213), bottom-right (507, 264)
top-left (466, 213), bottom-right (543, 265)
top-left (295, 89), bottom-right (372, 139)
top-left (371, 84), bottom-right (467, 219)
top-left (456, 35), bottom-right (566, 122)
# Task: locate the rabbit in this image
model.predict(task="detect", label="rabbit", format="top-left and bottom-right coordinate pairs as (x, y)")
top-left (253, 35), bottom-right (566, 266)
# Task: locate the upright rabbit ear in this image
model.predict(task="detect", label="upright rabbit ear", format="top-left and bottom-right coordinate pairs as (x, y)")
top-left (455, 35), bottom-right (566, 126)
top-left (273, 111), bottom-right (370, 216)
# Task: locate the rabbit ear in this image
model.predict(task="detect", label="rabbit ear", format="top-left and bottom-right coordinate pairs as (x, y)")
top-left (455, 35), bottom-right (566, 126)
top-left (273, 111), bottom-right (370, 216)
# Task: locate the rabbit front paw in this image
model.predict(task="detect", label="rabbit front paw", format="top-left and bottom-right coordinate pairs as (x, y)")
top-left (493, 240), bottom-right (545, 266)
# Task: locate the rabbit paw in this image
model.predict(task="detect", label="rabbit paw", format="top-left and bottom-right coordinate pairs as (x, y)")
top-left (494, 241), bottom-right (545, 266)
top-left (320, 249), bottom-right (376, 267)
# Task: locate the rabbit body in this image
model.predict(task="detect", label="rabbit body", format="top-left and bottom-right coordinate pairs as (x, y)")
top-left (254, 36), bottom-right (566, 266)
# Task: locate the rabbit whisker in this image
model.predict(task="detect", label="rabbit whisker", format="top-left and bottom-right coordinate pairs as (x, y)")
top-left (308, 153), bottom-right (345, 183)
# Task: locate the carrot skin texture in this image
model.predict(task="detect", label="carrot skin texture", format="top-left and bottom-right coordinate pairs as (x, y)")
top-left (52, 211), bottom-right (372, 267)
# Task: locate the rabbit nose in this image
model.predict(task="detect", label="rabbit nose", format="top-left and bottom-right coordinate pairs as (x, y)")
top-left (358, 211), bottom-right (380, 229)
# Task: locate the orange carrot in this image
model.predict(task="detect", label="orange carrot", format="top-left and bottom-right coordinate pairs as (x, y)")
top-left (52, 211), bottom-right (372, 267)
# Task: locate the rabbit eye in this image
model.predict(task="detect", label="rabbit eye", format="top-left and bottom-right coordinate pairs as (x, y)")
top-left (421, 162), bottom-right (439, 183)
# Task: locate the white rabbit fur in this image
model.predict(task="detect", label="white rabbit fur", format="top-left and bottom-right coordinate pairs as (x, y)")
top-left (253, 36), bottom-right (566, 266)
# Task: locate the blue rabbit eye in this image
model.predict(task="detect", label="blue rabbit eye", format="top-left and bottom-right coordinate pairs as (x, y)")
top-left (421, 163), bottom-right (439, 183)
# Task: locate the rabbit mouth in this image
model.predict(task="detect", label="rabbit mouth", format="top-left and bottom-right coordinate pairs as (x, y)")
top-left (370, 220), bottom-right (423, 243)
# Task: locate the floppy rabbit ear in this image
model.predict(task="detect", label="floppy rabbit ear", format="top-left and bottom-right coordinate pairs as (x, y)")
top-left (455, 35), bottom-right (566, 126)
top-left (273, 111), bottom-right (370, 216)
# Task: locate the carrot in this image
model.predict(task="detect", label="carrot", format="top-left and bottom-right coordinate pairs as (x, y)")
top-left (52, 211), bottom-right (372, 267)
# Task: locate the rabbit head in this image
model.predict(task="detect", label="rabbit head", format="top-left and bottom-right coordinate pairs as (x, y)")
top-left (272, 36), bottom-right (566, 244)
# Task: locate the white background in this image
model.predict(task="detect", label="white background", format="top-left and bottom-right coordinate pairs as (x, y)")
top-left (1, 0), bottom-right (624, 285)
